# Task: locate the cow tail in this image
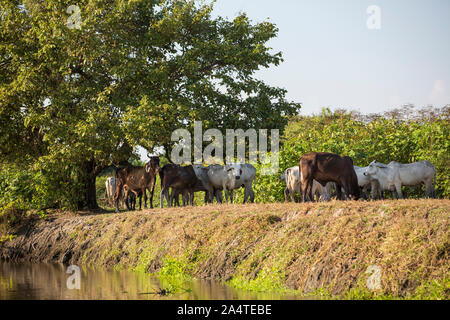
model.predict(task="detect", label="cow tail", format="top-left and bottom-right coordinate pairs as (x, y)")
top-left (159, 168), bottom-right (165, 189)
top-left (433, 168), bottom-right (437, 198)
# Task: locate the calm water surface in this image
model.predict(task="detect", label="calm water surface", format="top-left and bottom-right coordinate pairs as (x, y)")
top-left (0, 262), bottom-right (303, 300)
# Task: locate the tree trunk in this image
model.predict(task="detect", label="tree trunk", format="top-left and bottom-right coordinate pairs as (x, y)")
top-left (85, 173), bottom-right (99, 210)
top-left (78, 160), bottom-right (100, 211)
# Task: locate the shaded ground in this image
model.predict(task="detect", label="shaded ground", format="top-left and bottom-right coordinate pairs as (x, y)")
top-left (0, 200), bottom-right (449, 299)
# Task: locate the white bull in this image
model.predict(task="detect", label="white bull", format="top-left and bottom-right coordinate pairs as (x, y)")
top-left (281, 166), bottom-right (332, 202)
top-left (364, 160), bottom-right (436, 199)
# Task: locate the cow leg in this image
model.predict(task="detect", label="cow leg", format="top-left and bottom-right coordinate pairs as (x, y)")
top-left (204, 190), bottom-right (212, 204)
top-left (300, 180), bottom-right (307, 202)
top-left (182, 191), bottom-right (189, 207)
top-left (207, 188), bottom-right (215, 204)
top-left (292, 189), bottom-right (297, 202)
top-left (175, 191), bottom-right (181, 207)
top-left (170, 189), bottom-right (180, 207)
top-left (224, 189), bottom-right (229, 203)
top-left (114, 183), bottom-right (123, 213)
top-left (308, 180), bottom-right (314, 202)
top-left (146, 179), bottom-right (155, 209)
top-left (215, 190), bottom-right (223, 203)
top-left (395, 183), bottom-right (403, 199)
top-left (302, 179), bottom-right (312, 202)
top-left (160, 188), bottom-right (166, 208)
top-left (190, 191), bottom-right (195, 206)
top-left (130, 190), bottom-right (139, 210)
top-left (295, 182), bottom-right (302, 203)
top-left (169, 189), bottom-right (175, 207)
top-left (430, 182), bottom-right (436, 199)
top-left (124, 189), bottom-right (131, 211)
top-left (346, 178), bottom-right (352, 200)
top-left (301, 180), bottom-right (308, 202)
top-left (424, 181), bottom-right (432, 199)
top-left (336, 184), bottom-right (343, 201)
top-left (181, 192), bottom-right (186, 207)
top-left (243, 187), bottom-right (248, 204)
top-left (142, 189), bottom-right (147, 210)
top-left (284, 187), bottom-right (290, 202)
top-left (340, 177), bottom-right (349, 200)
top-left (250, 187), bottom-right (255, 203)
top-left (166, 188), bottom-right (172, 207)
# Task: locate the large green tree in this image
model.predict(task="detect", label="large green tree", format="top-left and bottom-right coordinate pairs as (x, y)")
top-left (0, 0), bottom-right (300, 210)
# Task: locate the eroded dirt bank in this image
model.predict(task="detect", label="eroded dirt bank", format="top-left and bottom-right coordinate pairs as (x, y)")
top-left (1, 200), bottom-right (448, 298)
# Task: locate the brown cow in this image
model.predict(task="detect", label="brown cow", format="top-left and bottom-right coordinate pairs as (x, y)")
top-left (299, 152), bottom-right (360, 202)
top-left (159, 164), bottom-right (199, 208)
top-left (114, 156), bottom-right (160, 212)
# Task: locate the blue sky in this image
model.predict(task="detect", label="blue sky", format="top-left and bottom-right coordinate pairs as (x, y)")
top-left (212, 0), bottom-right (450, 114)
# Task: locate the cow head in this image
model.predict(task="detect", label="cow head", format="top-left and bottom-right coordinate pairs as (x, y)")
top-left (145, 156), bottom-right (160, 175)
top-left (364, 161), bottom-right (388, 177)
top-left (224, 165), bottom-right (239, 186)
top-left (227, 164), bottom-right (242, 180)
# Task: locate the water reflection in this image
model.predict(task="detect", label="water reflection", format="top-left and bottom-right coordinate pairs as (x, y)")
top-left (0, 262), bottom-right (302, 300)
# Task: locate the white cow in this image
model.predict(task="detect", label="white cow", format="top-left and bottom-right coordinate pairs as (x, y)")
top-left (281, 166), bottom-right (332, 202)
top-left (227, 163), bottom-right (256, 203)
top-left (206, 164), bottom-right (238, 203)
top-left (105, 177), bottom-right (117, 207)
top-left (364, 160), bottom-right (436, 199)
top-left (354, 166), bottom-right (381, 199)
top-left (106, 177), bottom-right (130, 208)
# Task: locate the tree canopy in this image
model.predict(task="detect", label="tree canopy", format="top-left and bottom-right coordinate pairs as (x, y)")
top-left (0, 0), bottom-right (300, 209)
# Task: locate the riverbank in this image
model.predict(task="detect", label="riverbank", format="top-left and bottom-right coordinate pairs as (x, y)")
top-left (1, 200), bottom-right (448, 299)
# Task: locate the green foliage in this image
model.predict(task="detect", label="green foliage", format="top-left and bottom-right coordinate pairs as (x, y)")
top-left (229, 266), bottom-right (286, 293)
top-left (0, 234), bottom-right (17, 243)
top-left (410, 278), bottom-right (449, 300)
top-left (158, 256), bottom-right (192, 295)
top-left (0, 162), bottom-right (82, 211)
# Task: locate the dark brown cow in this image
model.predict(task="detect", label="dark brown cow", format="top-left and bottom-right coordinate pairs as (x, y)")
top-left (299, 152), bottom-right (360, 202)
top-left (159, 164), bottom-right (199, 208)
top-left (171, 166), bottom-right (215, 206)
top-left (114, 156), bottom-right (160, 212)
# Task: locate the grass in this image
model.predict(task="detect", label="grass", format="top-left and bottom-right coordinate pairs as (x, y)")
top-left (1, 199), bottom-right (449, 300)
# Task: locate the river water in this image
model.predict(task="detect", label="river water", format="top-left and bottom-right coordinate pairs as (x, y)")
top-left (0, 262), bottom-right (302, 300)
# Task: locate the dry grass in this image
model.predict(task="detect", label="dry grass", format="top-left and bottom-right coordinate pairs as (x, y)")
top-left (1, 200), bottom-right (448, 299)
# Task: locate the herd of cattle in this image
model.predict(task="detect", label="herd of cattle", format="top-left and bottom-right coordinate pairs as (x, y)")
top-left (105, 152), bottom-right (437, 212)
